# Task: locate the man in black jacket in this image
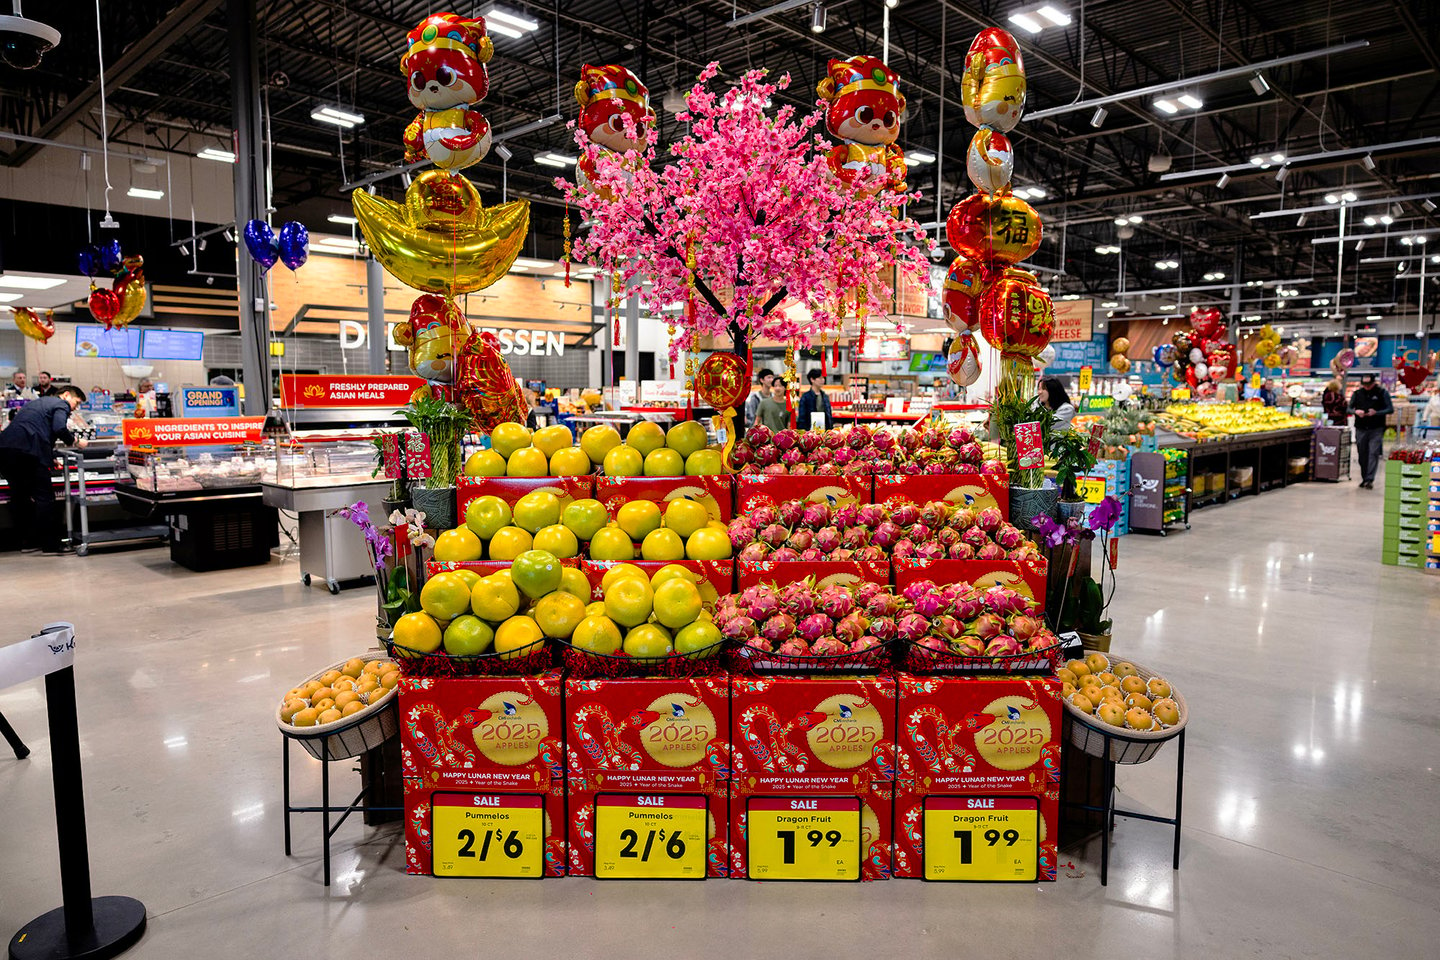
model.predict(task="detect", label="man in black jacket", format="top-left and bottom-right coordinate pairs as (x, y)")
top-left (0, 386), bottom-right (87, 553)
top-left (1349, 373), bottom-right (1393, 489)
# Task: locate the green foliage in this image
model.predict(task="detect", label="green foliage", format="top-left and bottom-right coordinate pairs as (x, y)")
top-left (992, 392), bottom-right (1056, 490)
top-left (399, 396), bottom-right (469, 489)
top-left (1064, 577), bottom-right (1112, 635)
top-left (1046, 429), bottom-right (1097, 500)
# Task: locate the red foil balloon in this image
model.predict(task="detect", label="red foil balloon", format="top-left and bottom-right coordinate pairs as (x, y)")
top-left (88, 287), bottom-right (120, 326)
top-left (1189, 306), bottom-right (1225, 344)
top-left (456, 330), bottom-right (527, 431)
top-left (942, 253), bottom-right (987, 334)
top-left (978, 268), bottom-right (1054, 360)
top-left (945, 192), bottom-right (1043, 269)
top-left (13, 307), bottom-right (55, 343)
top-left (1206, 343), bottom-right (1238, 381)
top-left (695, 352), bottom-right (749, 411)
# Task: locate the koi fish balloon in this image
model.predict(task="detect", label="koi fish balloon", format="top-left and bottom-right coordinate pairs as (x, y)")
top-left (574, 63), bottom-right (654, 196)
top-left (395, 294), bottom-right (469, 384)
top-left (401, 13), bottom-right (493, 171)
top-left (13, 307), bottom-right (55, 343)
top-left (817, 55), bottom-right (907, 196)
top-left (456, 330), bottom-right (526, 430)
top-left (961, 29), bottom-right (1027, 133)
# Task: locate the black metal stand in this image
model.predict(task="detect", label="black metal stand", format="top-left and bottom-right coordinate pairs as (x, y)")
top-left (9, 657), bottom-right (146, 959)
top-left (1062, 728), bottom-right (1185, 886)
top-left (0, 709), bottom-right (28, 759)
top-left (281, 734), bottom-right (403, 886)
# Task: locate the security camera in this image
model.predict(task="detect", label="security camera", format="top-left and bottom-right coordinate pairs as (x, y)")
top-left (0, 3), bottom-right (60, 70)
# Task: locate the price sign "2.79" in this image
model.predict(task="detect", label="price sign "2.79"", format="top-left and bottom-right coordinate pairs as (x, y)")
top-left (431, 793), bottom-right (545, 878)
top-left (922, 796), bottom-right (1038, 881)
top-left (594, 794), bottom-right (708, 880)
top-left (747, 797), bottom-right (861, 881)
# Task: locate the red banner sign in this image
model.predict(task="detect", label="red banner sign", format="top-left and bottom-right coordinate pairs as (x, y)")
top-left (279, 374), bottom-right (424, 408)
top-left (1014, 421), bottom-right (1044, 470)
top-left (122, 417), bottom-right (266, 447)
top-left (381, 433), bottom-right (402, 479)
top-left (404, 431), bottom-right (432, 479)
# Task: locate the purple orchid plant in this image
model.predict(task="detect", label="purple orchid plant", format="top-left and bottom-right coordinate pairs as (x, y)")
top-left (1033, 495), bottom-right (1124, 634)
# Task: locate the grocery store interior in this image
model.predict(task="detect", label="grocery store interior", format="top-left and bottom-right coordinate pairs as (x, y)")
top-left (1, 0), bottom-right (1438, 957)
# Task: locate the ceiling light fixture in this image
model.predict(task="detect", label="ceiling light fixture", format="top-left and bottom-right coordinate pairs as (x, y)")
top-left (0, 275), bottom-right (65, 290)
top-left (1216, 172), bottom-right (1231, 189)
top-left (127, 187), bottom-right (164, 200)
top-left (1129, 215), bottom-right (1143, 224)
top-left (1101, 301), bottom-right (1120, 308)
top-left (327, 214), bottom-right (359, 225)
top-left (311, 105), bottom-right (364, 128)
top-left (1296, 213), bottom-right (1307, 226)
top-left (223, 229), bottom-right (235, 243)
top-left (1271, 153), bottom-right (1286, 164)
top-left (1250, 72), bottom-right (1271, 95)
top-left (908, 149), bottom-right (936, 164)
top-left (197, 147), bottom-right (235, 163)
top-left (1008, 12), bottom-right (1043, 34)
top-left (482, 6), bottom-right (540, 37)
top-left (1177, 93), bottom-right (1204, 110)
top-left (1090, 106), bottom-right (1108, 128)
top-left (1363, 216), bottom-right (1377, 226)
top-left (1250, 155), bottom-right (1268, 166)
top-left (810, 3), bottom-right (826, 33)
top-left (535, 151), bottom-right (577, 167)
top-left (1154, 98), bottom-right (1179, 114)
top-left (1362, 154), bottom-right (1376, 171)
top-left (1380, 215), bottom-right (1394, 225)
top-left (1275, 166), bottom-right (1289, 183)
top-left (1324, 193), bottom-right (1340, 204)
top-left (1342, 191), bottom-right (1357, 203)
top-left (1424, 200), bottom-right (1437, 213)
top-left (1037, 5), bottom-right (1072, 25)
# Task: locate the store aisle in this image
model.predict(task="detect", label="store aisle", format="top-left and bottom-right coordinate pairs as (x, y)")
top-left (0, 473), bottom-right (1436, 959)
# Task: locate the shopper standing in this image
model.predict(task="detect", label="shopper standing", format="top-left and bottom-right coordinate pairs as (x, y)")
top-left (34, 371), bottom-right (55, 396)
top-left (744, 368), bottom-right (774, 429)
top-left (0, 385), bottom-right (87, 554)
top-left (1349, 373), bottom-right (1393, 489)
top-left (1321, 378), bottom-right (1348, 425)
top-left (797, 369), bottom-right (834, 430)
top-left (756, 379), bottom-right (791, 433)
top-left (6, 371), bottom-right (35, 399)
top-left (1038, 376), bottom-right (1076, 431)
top-left (1422, 386), bottom-right (1440, 431)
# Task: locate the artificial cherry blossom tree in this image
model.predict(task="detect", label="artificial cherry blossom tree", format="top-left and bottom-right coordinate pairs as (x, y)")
top-left (560, 63), bottom-right (935, 363)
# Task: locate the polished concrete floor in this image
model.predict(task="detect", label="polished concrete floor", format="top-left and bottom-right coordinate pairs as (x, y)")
top-left (1, 473), bottom-right (1437, 959)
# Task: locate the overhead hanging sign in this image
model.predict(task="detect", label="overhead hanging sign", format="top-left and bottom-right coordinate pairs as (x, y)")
top-left (122, 417), bottom-right (266, 446)
top-left (1050, 299), bottom-right (1094, 343)
top-left (278, 374), bottom-right (425, 408)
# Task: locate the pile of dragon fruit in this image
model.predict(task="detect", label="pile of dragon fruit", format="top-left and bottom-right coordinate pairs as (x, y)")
top-left (731, 423), bottom-right (1009, 478)
top-left (717, 579), bottom-right (902, 659)
top-left (900, 580), bottom-right (1061, 657)
top-left (728, 497), bottom-right (1046, 567)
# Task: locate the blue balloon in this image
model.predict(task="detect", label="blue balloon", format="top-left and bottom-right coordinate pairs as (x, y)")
top-left (98, 239), bottom-right (124, 275)
top-left (277, 221), bottom-right (309, 271)
top-left (1151, 344), bottom-right (1176, 368)
top-left (77, 245), bottom-right (99, 277)
top-left (243, 219), bottom-right (279, 271)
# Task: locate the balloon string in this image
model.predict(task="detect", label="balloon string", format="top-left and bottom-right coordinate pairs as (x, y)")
top-left (94, 0), bottom-right (113, 222)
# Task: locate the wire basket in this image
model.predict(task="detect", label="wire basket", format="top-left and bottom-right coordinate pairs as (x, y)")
top-left (557, 637), bottom-right (728, 678)
top-left (383, 636), bottom-right (552, 678)
top-left (901, 637), bottom-right (1064, 675)
top-left (729, 639), bottom-right (894, 674)
top-left (276, 653), bottom-right (400, 761)
top-left (1061, 653), bottom-right (1188, 764)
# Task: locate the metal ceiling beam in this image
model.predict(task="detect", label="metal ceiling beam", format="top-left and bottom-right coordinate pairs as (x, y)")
top-left (1, 0), bottom-right (224, 167)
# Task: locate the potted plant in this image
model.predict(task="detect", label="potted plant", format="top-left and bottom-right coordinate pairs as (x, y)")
top-left (1041, 496), bottom-right (1121, 651)
top-left (1046, 429), bottom-right (1098, 519)
top-left (399, 395), bottom-right (469, 530)
top-left (370, 431), bottom-right (408, 515)
top-left (992, 393), bottom-right (1059, 532)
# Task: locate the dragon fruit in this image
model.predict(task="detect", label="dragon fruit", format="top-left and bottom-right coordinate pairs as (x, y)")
top-left (811, 637), bottom-right (849, 657)
top-left (908, 522), bottom-right (933, 544)
top-left (797, 614), bottom-right (833, 642)
top-left (976, 543), bottom-right (1006, 561)
top-left (1008, 614), bottom-right (1040, 641)
top-left (831, 504), bottom-right (858, 529)
top-left (1027, 629), bottom-right (1059, 652)
top-left (738, 542), bottom-right (771, 563)
top-left (947, 427), bottom-right (975, 447)
top-left (751, 504), bottom-right (778, 529)
top-left (835, 611), bottom-right (869, 643)
top-left (915, 541), bottom-right (945, 560)
top-left (985, 586), bottom-right (1031, 615)
top-left (871, 520), bottom-right (903, 549)
top-left (948, 507), bottom-right (977, 531)
top-left (758, 523), bottom-right (789, 548)
top-left (798, 431), bottom-right (822, 453)
top-left (872, 431), bottom-right (897, 452)
top-left (776, 639), bottom-right (809, 657)
top-left (930, 448), bottom-right (959, 469)
top-left (747, 424), bottom-right (773, 446)
top-left (745, 636), bottom-right (774, 653)
top-left (977, 506), bottom-right (1004, 531)
top-left (961, 526), bottom-right (989, 550)
top-left (847, 428), bottom-right (872, 450)
top-left (822, 429), bottom-right (845, 448)
top-left (889, 503), bottom-right (919, 528)
top-left (853, 545), bottom-right (886, 561)
top-left (948, 542), bottom-right (977, 560)
top-left (720, 614), bottom-right (758, 641)
top-left (763, 463), bottom-right (787, 475)
top-left (842, 460), bottom-right (870, 477)
top-left (897, 612), bottom-right (929, 642)
top-left (980, 458), bottom-right (1009, 481)
top-left (852, 581), bottom-right (884, 605)
top-left (850, 635), bottom-right (883, 654)
top-left (912, 592), bottom-right (945, 619)
top-left (925, 462), bottom-right (950, 475)
top-left (753, 444), bottom-right (780, 467)
top-left (924, 427), bottom-right (948, 450)
top-left (779, 581), bottom-right (815, 618)
top-left (841, 526), bottom-right (867, 549)
top-left (920, 500), bottom-right (949, 528)
top-left (730, 441), bottom-right (753, 466)
top-left (901, 579), bottom-right (937, 602)
top-left (770, 546), bottom-right (800, 562)
top-left (728, 518), bottom-right (756, 548)
top-left (815, 463), bottom-right (840, 475)
top-left (870, 456), bottom-right (896, 474)
top-left (791, 463), bottom-right (813, 475)
top-left (786, 528), bottom-right (814, 551)
top-left (892, 538), bottom-right (918, 559)
top-left (813, 526), bottom-right (842, 553)
top-left (931, 614), bottom-right (965, 642)
top-left (819, 586), bottom-right (855, 619)
top-left (936, 527), bottom-right (961, 549)
top-left (800, 502), bottom-right (831, 529)
top-left (856, 503), bottom-right (886, 529)
top-left (798, 547), bottom-right (825, 562)
top-left (951, 593), bottom-right (983, 620)
top-left (780, 448), bottom-right (804, 469)
top-left (776, 499), bottom-right (805, 528)
top-left (773, 429), bottom-right (798, 451)
top-left (830, 447), bottom-right (855, 468)
top-left (761, 613), bottom-right (797, 642)
top-left (828, 548), bottom-right (855, 561)
top-left (956, 441), bottom-right (984, 464)
top-left (864, 591), bottom-right (900, 618)
top-left (898, 430), bottom-right (922, 453)
top-left (867, 615), bottom-right (897, 640)
top-left (951, 635), bottom-right (987, 657)
top-left (811, 446), bottom-right (833, 465)
top-left (969, 612), bottom-right (1006, 640)
top-left (746, 587), bottom-right (781, 621)
top-left (995, 523), bottom-right (1026, 550)
top-left (985, 636), bottom-right (1023, 656)
top-left (740, 463), bottom-right (761, 474)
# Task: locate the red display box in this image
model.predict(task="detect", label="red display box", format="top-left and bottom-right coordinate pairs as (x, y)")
top-left (426, 558), bottom-right (582, 578)
top-left (873, 474), bottom-right (1009, 516)
top-left (729, 780), bottom-right (893, 881)
top-left (456, 476), bottom-right (594, 518)
top-left (737, 559), bottom-right (890, 590)
top-left (403, 777), bottom-right (567, 876)
top-left (593, 476), bottom-right (733, 522)
top-left (729, 674), bottom-right (897, 782)
top-left (564, 675), bottom-right (732, 782)
top-left (566, 782), bottom-right (729, 877)
top-left (893, 558), bottom-right (1047, 606)
top-left (893, 780), bottom-right (1057, 881)
top-left (397, 672), bottom-right (566, 787)
top-left (580, 559), bottom-right (735, 606)
top-left (735, 475), bottom-right (870, 513)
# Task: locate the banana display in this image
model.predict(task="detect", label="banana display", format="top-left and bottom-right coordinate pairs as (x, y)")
top-left (1159, 402), bottom-right (1311, 439)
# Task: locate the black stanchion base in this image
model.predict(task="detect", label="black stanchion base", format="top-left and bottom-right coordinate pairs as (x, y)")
top-left (9, 897), bottom-right (146, 960)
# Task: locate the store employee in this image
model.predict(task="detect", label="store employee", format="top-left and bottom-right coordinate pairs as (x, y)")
top-left (0, 385), bottom-right (88, 554)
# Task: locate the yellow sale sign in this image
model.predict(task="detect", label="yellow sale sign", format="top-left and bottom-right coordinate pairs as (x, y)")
top-left (747, 797), bottom-right (861, 881)
top-left (430, 793), bottom-right (545, 878)
top-left (923, 796), bottom-right (1038, 881)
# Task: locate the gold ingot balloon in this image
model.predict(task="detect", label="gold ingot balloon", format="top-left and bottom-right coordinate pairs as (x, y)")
top-left (1112, 336), bottom-right (1131, 354)
top-left (1110, 353), bottom-right (1131, 374)
top-left (353, 169), bottom-right (529, 296)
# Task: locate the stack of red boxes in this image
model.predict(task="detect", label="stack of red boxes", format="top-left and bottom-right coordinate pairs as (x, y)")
top-left (729, 675), bottom-right (897, 880)
top-left (893, 674), bottom-right (1061, 881)
top-left (400, 671), bottom-right (568, 876)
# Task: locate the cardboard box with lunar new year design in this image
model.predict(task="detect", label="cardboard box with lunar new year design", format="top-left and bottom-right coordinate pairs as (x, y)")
top-left (593, 476), bottom-right (734, 523)
top-left (728, 675), bottom-right (897, 880)
top-left (735, 475), bottom-right (871, 513)
top-left (399, 673), bottom-right (567, 875)
top-left (873, 473), bottom-right (1009, 517)
top-left (564, 675), bottom-right (732, 877)
top-left (893, 674), bottom-right (1061, 880)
